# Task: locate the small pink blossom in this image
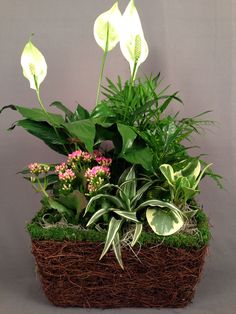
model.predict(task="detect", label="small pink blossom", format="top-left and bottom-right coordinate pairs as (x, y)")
top-left (84, 166), bottom-right (110, 180)
top-left (93, 150), bottom-right (103, 158)
top-left (58, 169), bottom-right (76, 182)
top-left (96, 157), bottom-right (112, 166)
top-left (83, 152), bottom-right (92, 162)
top-left (28, 163), bottom-right (49, 175)
top-left (67, 150), bottom-right (83, 163)
top-left (55, 162), bottom-right (67, 173)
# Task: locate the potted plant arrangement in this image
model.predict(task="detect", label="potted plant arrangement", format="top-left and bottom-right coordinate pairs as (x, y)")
top-left (1, 0), bottom-right (222, 308)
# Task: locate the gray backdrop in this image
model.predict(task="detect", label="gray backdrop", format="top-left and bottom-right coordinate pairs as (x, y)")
top-left (0, 0), bottom-right (235, 313)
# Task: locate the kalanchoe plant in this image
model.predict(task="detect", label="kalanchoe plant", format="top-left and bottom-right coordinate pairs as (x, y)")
top-left (0, 0), bottom-right (222, 269)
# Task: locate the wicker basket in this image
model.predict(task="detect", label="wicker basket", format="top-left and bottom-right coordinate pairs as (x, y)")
top-left (31, 239), bottom-right (207, 308)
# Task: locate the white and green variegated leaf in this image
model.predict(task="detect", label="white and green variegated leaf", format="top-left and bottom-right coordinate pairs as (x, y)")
top-left (135, 199), bottom-right (181, 213)
top-left (113, 210), bottom-right (139, 223)
top-left (120, 166), bottom-right (137, 200)
top-left (100, 217), bottom-right (122, 260)
top-left (86, 208), bottom-right (109, 227)
top-left (159, 164), bottom-right (175, 186)
top-left (130, 181), bottom-right (153, 209)
top-left (84, 194), bottom-right (124, 216)
top-left (193, 163), bottom-right (212, 189)
top-left (131, 223), bottom-right (143, 247)
top-left (175, 159), bottom-right (201, 180)
top-left (112, 231), bottom-right (124, 269)
top-left (146, 208), bottom-right (184, 236)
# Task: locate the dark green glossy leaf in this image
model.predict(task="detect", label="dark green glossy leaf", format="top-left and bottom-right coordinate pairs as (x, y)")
top-left (50, 101), bottom-right (73, 119)
top-left (17, 119), bottom-right (68, 155)
top-left (2, 105), bottom-right (64, 126)
top-left (117, 123), bottom-right (137, 154)
top-left (64, 120), bottom-right (95, 152)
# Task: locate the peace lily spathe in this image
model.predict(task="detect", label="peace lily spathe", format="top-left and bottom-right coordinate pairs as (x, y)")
top-left (94, 2), bottom-right (122, 51)
top-left (21, 40), bottom-right (47, 90)
top-left (120, 0), bottom-right (149, 79)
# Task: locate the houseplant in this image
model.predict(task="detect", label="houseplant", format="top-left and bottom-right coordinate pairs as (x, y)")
top-left (0, 0), bottom-right (222, 308)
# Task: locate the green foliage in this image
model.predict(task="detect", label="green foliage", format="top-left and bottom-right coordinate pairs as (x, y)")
top-left (27, 209), bottom-right (210, 249)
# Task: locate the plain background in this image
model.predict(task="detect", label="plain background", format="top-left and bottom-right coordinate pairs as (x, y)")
top-left (0, 0), bottom-right (236, 313)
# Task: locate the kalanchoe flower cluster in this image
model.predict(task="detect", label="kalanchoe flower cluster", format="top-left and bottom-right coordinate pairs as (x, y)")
top-left (67, 150), bottom-right (93, 165)
top-left (85, 166), bottom-right (111, 194)
top-left (55, 162), bottom-right (67, 173)
top-left (95, 157), bottom-right (112, 166)
top-left (58, 168), bottom-right (76, 191)
top-left (28, 162), bottom-right (50, 175)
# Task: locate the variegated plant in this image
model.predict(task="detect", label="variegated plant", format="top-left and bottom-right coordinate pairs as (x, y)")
top-left (84, 167), bottom-right (185, 268)
top-left (159, 159), bottom-right (212, 207)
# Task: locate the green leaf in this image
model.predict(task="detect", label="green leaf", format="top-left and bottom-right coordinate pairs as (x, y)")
top-left (48, 198), bottom-right (73, 217)
top-left (120, 166), bottom-right (137, 201)
top-left (90, 102), bottom-right (116, 122)
top-left (72, 103), bottom-right (90, 121)
top-left (117, 123), bottom-right (137, 154)
top-left (113, 210), bottom-right (139, 222)
top-left (58, 190), bottom-right (87, 216)
top-left (86, 208), bottom-right (108, 226)
top-left (193, 163), bottom-right (212, 189)
top-left (177, 159), bottom-right (201, 179)
top-left (122, 145), bottom-right (153, 172)
top-left (131, 181), bottom-right (153, 208)
top-left (159, 164), bottom-right (175, 186)
top-left (159, 92), bottom-right (179, 113)
top-left (131, 223), bottom-right (143, 247)
top-left (16, 119), bottom-right (68, 155)
top-left (100, 217), bottom-right (122, 260)
top-left (64, 120), bottom-right (96, 152)
top-left (112, 231), bottom-right (124, 269)
top-left (84, 194), bottom-right (124, 216)
top-left (146, 208), bottom-right (184, 236)
top-left (5, 105), bottom-right (64, 126)
top-left (50, 101), bottom-right (73, 119)
top-left (136, 199), bottom-right (181, 213)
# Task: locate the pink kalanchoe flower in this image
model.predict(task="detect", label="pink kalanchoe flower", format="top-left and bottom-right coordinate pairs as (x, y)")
top-left (28, 162), bottom-right (43, 175)
top-left (96, 157), bottom-right (112, 166)
top-left (93, 149), bottom-right (103, 158)
top-left (82, 152), bottom-right (92, 162)
top-left (67, 150), bottom-right (83, 163)
top-left (85, 166), bottom-right (110, 180)
top-left (55, 162), bottom-right (67, 173)
top-left (58, 169), bottom-right (76, 182)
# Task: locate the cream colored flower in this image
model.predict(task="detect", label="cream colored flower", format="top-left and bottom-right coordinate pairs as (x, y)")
top-left (21, 39), bottom-right (47, 90)
top-left (120, 0), bottom-right (149, 79)
top-left (94, 2), bottom-right (122, 51)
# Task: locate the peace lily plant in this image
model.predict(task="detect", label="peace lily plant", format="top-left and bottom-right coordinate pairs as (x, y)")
top-left (1, 0), bottom-right (221, 269)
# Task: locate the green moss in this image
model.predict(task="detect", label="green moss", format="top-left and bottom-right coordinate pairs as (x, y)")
top-left (27, 210), bottom-right (210, 249)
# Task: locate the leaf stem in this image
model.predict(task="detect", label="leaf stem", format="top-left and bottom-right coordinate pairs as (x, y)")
top-left (36, 176), bottom-right (49, 198)
top-left (95, 23), bottom-right (110, 107)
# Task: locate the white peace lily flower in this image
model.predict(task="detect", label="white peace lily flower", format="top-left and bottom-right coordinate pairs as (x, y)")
top-left (94, 2), bottom-right (122, 51)
top-left (21, 39), bottom-right (47, 90)
top-left (120, 0), bottom-right (149, 79)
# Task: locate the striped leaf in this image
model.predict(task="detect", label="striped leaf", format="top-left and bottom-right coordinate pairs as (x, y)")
top-left (113, 210), bottom-right (139, 223)
top-left (112, 231), bottom-right (124, 269)
top-left (100, 218), bottom-right (122, 260)
top-left (131, 223), bottom-right (143, 247)
top-left (86, 208), bottom-right (109, 227)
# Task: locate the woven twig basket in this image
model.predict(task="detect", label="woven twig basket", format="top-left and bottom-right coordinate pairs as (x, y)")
top-left (31, 240), bottom-right (207, 308)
